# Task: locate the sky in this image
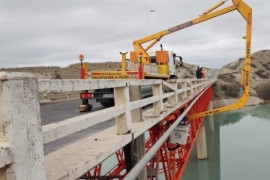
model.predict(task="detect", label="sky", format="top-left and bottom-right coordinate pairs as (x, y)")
top-left (0, 0), bottom-right (269, 69)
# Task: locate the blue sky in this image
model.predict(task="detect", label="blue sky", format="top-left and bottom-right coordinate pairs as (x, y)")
top-left (0, 0), bottom-right (268, 68)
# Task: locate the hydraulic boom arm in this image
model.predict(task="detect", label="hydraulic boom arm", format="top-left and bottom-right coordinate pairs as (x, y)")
top-left (133, 0), bottom-right (252, 118)
top-left (190, 0), bottom-right (252, 119)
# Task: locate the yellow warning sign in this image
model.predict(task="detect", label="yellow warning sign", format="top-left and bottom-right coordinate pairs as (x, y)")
top-left (92, 75), bottom-right (130, 79)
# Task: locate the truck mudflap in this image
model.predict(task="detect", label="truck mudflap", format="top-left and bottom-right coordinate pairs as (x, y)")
top-left (78, 104), bottom-right (92, 112)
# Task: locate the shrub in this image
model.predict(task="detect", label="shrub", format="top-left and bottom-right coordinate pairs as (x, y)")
top-left (183, 75), bottom-right (191, 79)
top-left (255, 81), bottom-right (270, 100)
top-left (255, 70), bottom-right (268, 79)
top-left (221, 84), bottom-right (241, 98)
top-left (238, 57), bottom-right (245, 61)
top-left (188, 69), bottom-right (195, 76)
top-left (230, 60), bottom-right (242, 70)
top-left (218, 74), bottom-right (236, 82)
top-left (262, 63), bottom-right (269, 68)
top-left (250, 63), bottom-right (257, 68)
top-left (55, 73), bottom-right (62, 79)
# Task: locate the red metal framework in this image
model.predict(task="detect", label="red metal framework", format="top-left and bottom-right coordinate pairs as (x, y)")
top-left (82, 87), bottom-right (213, 180)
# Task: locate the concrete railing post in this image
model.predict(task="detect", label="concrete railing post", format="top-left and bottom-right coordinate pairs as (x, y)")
top-left (194, 80), bottom-right (198, 93)
top-left (180, 81), bottom-right (187, 100)
top-left (168, 81), bottom-right (177, 106)
top-left (196, 125), bottom-right (207, 160)
top-left (152, 84), bottom-right (163, 116)
top-left (114, 86), bottom-right (132, 134)
top-left (187, 80), bottom-right (192, 96)
top-left (197, 81), bottom-right (200, 92)
top-left (130, 86), bottom-right (142, 122)
top-left (0, 72), bottom-right (46, 180)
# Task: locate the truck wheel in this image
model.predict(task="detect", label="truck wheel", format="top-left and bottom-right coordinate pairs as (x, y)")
top-left (100, 102), bottom-right (110, 107)
top-left (108, 99), bottom-right (115, 106)
top-left (100, 99), bottom-right (114, 107)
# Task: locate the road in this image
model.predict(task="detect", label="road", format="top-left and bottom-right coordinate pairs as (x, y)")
top-left (41, 99), bottom-right (115, 155)
top-left (40, 99), bottom-right (105, 125)
top-left (207, 69), bottom-right (218, 79)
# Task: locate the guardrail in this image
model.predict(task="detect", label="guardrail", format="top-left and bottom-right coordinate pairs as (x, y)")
top-left (0, 71), bottom-right (215, 179)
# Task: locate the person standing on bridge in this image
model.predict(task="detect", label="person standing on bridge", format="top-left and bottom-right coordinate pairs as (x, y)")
top-left (196, 66), bottom-right (202, 79)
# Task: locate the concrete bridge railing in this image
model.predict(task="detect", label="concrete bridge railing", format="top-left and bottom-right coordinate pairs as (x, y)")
top-left (0, 71), bottom-right (214, 179)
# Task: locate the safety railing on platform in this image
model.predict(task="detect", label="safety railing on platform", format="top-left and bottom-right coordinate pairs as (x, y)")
top-left (126, 60), bottom-right (159, 74)
top-left (0, 71), bottom-right (215, 179)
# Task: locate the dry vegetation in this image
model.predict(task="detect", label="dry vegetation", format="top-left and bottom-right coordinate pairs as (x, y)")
top-left (255, 81), bottom-right (270, 100)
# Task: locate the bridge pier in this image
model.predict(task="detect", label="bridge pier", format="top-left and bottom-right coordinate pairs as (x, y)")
top-left (196, 125), bottom-right (207, 159)
top-left (196, 100), bottom-right (213, 160)
top-left (198, 159), bottom-right (209, 180)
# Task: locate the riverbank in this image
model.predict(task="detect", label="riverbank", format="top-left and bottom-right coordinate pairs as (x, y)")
top-left (212, 96), bottom-right (265, 108)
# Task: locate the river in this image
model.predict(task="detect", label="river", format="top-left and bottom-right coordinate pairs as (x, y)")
top-left (182, 104), bottom-right (270, 180)
top-left (86, 104), bottom-right (270, 179)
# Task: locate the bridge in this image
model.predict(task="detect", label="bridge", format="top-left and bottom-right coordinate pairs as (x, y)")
top-left (0, 0), bottom-right (253, 178)
top-left (0, 71), bottom-right (217, 179)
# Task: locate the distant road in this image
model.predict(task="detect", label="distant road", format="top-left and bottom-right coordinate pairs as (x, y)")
top-left (207, 69), bottom-right (218, 79)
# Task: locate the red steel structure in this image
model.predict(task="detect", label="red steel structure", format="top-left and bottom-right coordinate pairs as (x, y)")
top-left (82, 86), bottom-right (213, 180)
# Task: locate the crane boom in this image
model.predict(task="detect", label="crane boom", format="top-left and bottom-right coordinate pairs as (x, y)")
top-left (133, 0), bottom-right (252, 118)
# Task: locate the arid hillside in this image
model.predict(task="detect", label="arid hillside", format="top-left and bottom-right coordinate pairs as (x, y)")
top-left (1, 49), bottom-right (269, 102)
top-left (0, 61), bottom-right (198, 80)
top-left (215, 49), bottom-right (270, 101)
top-left (219, 49), bottom-right (270, 89)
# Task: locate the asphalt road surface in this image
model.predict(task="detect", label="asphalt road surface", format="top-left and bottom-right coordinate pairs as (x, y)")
top-left (40, 99), bottom-right (104, 125)
top-left (41, 99), bottom-right (115, 155)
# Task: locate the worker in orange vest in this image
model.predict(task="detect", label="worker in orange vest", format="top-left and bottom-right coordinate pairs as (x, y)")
top-left (201, 67), bottom-right (206, 78)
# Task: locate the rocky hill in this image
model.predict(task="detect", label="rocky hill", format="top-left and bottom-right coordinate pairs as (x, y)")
top-left (215, 49), bottom-right (270, 101)
top-left (0, 61), bottom-right (198, 80)
top-left (219, 49), bottom-right (270, 89)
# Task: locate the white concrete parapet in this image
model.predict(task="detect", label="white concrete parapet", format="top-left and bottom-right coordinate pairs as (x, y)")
top-left (0, 72), bottom-right (46, 180)
top-left (0, 71), bottom-right (215, 179)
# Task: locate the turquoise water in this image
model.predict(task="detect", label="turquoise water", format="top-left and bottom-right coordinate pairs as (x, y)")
top-left (86, 105), bottom-right (270, 179)
top-left (182, 105), bottom-right (270, 180)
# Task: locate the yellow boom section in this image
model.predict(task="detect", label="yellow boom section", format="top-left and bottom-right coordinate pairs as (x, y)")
top-left (132, 0), bottom-right (252, 118)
